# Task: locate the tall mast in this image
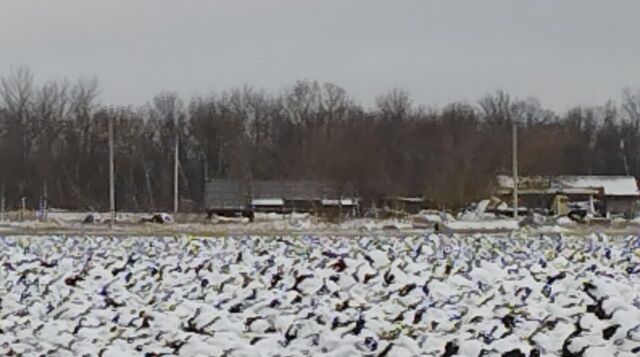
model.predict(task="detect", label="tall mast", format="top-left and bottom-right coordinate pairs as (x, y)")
top-left (173, 122), bottom-right (179, 214)
top-left (109, 115), bottom-right (115, 227)
top-left (512, 120), bottom-right (518, 218)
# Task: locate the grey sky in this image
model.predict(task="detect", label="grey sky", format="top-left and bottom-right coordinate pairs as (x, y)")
top-left (2, 0), bottom-right (639, 112)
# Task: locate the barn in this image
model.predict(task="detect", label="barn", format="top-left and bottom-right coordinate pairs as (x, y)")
top-left (495, 175), bottom-right (640, 218)
top-left (204, 179), bottom-right (358, 217)
top-left (204, 179), bottom-right (251, 218)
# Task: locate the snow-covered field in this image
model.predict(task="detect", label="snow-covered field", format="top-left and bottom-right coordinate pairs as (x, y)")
top-left (2, 233), bottom-right (640, 356)
top-left (5, 210), bottom-right (640, 236)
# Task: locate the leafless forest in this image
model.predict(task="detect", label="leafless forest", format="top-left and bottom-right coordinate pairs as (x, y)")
top-left (2, 68), bottom-right (640, 211)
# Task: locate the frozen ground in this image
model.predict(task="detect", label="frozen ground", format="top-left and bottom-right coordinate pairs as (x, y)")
top-left (3, 210), bottom-right (640, 236)
top-left (1, 233), bottom-right (640, 356)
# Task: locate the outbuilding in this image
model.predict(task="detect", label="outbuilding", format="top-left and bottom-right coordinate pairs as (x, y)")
top-left (495, 175), bottom-right (639, 218)
top-left (204, 179), bottom-right (358, 217)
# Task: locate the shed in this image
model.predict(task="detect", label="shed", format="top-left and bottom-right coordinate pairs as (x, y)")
top-left (204, 179), bottom-right (250, 217)
top-left (205, 179), bottom-right (358, 216)
top-left (381, 196), bottom-right (425, 215)
top-left (251, 180), bottom-right (357, 213)
top-left (495, 175), bottom-right (639, 217)
top-left (250, 198), bottom-right (285, 213)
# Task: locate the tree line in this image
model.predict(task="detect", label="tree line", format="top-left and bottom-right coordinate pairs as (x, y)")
top-left (1, 67), bottom-right (640, 212)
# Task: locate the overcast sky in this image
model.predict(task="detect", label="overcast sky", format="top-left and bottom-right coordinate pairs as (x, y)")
top-left (2, 0), bottom-right (640, 112)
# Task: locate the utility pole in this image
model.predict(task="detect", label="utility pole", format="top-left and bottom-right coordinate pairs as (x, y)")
top-left (512, 120), bottom-right (519, 219)
top-left (621, 139), bottom-right (630, 176)
top-left (0, 185), bottom-right (5, 222)
top-left (109, 115), bottom-right (115, 227)
top-left (42, 181), bottom-right (48, 221)
top-left (203, 155), bottom-right (208, 185)
top-left (173, 122), bottom-right (179, 214)
top-left (21, 196), bottom-right (26, 221)
top-left (202, 153), bottom-right (208, 207)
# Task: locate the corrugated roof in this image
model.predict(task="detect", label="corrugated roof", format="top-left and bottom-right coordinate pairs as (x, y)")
top-left (562, 176), bottom-right (639, 196)
top-left (495, 187), bottom-right (601, 196)
top-left (251, 198), bottom-right (285, 206)
top-left (205, 179), bottom-right (357, 209)
top-left (383, 196), bottom-right (425, 203)
top-left (252, 180), bottom-right (340, 201)
top-left (496, 175), bottom-right (639, 197)
top-left (321, 198), bottom-right (357, 206)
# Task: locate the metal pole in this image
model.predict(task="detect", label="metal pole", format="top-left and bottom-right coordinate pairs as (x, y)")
top-left (43, 181), bottom-right (48, 221)
top-left (202, 154), bottom-right (208, 209)
top-left (174, 125), bottom-right (179, 214)
top-left (203, 154), bottom-right (208, 188)
top-left (1, 185), bottom-right (5, 222)
top-left (512, 120), bottom-right (519, 219)
top-left (21, 196), bottom-right (26, 222)
top-left (109, 115), bottom-right (115, 227)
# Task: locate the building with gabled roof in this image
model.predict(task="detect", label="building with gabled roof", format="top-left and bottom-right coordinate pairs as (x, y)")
top-left (495, 175), bottom-right (639, 217)
top-left (204, 179), bottom-right (358, 216)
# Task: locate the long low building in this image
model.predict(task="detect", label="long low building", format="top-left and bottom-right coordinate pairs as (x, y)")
top-left (495, 175), bottom-right (640, 217)
top-left (205, 179), bottom-right (358, 217)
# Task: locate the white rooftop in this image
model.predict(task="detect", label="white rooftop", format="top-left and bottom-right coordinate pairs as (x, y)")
top-left (496, 175), bottom-right (639, 197)
top-left (251, 198), bottom-right (285, 206)
top-left (321, 198), bottom-right (357, 206)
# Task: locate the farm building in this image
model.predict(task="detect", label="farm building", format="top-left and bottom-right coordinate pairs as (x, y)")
top-left (495, 175), bottom-right (640, 218)
top-left (380, 196), bottom-right (426, 215)
top-left (204, 179), bottom-right (251, 217)
top-left (204, 179), bottom-right (358, 217)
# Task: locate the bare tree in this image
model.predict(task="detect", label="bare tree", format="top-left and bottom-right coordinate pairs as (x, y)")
top-left (622, 88), bottom-right (640, 125)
